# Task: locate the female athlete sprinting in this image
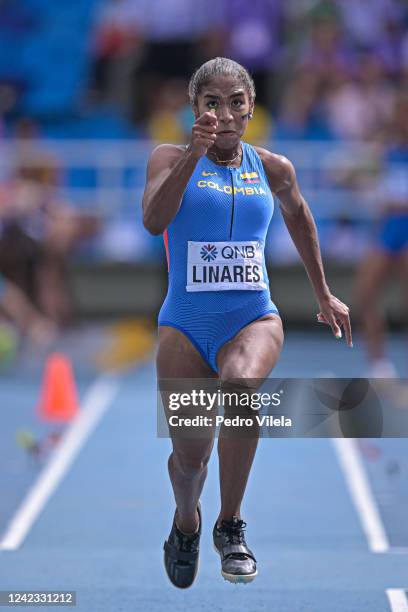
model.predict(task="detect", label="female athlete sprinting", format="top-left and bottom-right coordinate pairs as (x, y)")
top-left (142, 57), bottom-right (352, 588)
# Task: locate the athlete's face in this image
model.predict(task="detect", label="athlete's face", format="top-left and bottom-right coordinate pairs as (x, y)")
top-left (194, 76), bottom-right (253, 150)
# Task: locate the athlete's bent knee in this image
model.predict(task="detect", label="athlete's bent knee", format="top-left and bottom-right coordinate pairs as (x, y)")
top-left (219, 374), bottom-right (259, 392)
top-left (172, 450), bottom-right (211, 480)
top-left (218, 376), bottom-right (260, 417)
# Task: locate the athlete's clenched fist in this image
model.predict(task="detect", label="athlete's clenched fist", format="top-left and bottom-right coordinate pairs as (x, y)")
top-left (188, 111), bottom-right (218, 159)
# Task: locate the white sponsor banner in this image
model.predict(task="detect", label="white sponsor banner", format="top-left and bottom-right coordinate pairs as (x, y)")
top-left (186, 240), bottom-right (266, 292)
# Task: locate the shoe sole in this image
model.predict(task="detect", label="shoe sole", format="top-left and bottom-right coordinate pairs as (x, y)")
top-left (213, 543), bottom-right (258, 584)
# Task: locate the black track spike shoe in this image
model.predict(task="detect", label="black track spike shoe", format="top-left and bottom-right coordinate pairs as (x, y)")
top-left (213, 515), bottom-right (257, 583)
top-left (163, 502), bottom-right (202, 588)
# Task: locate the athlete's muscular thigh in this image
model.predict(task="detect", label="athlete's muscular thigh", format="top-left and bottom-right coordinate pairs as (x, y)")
top-left (217, 314), bottom-right (284, 381)
top-left (157, 326), bottom-right (217, 451)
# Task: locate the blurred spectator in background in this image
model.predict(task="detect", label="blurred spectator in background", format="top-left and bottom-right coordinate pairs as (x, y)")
top-left (274, 68), bottom-right (332, 140)
top-left (0, 273), bottom-right (56, 352)
top-left (0, 118), bottom-right (99, 326)
top-left (212, 0), bottom-right (284, 111)
top-left (129, 0), bottom-right (218, 122)
top-left (324, 51), bottom-right (395, 141)
top-left (324, 215), bottom-right (371, 262)
top-left (147, 78), bottom-right (189, 143)
top-left (355, 91), bottom-right (408, 376)
top-left (14, 117), bottom-right (60, 185)
top-left (0, 82), bottom-right (21, 123)
top-left (337, 0), bottom-right (406, 77)
top-left (337, 0), bottom-right (401, 48)
top-left (275, 4), bottom-right (350, 140)
top-left (294, 5), bottom-right (351, 84)
top-left (89, 0), bottom-right (144, 112)
top-left (0, 0), bottom-right (35, 118)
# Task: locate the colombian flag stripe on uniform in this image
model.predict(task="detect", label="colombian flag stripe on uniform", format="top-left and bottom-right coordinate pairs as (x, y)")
top-left (240, 172), bottom-right (258, 179)
top-left (241, 172), bottom-right (259, 184)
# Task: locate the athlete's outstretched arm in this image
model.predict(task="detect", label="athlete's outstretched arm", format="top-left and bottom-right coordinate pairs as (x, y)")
top-left (257, 148), bottom-right (352, 347)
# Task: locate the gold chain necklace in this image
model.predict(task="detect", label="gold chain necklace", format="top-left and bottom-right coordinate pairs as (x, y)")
top-left (207, 145), bottom-right (242, 166)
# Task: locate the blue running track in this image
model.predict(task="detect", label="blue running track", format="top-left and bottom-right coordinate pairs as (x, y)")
top-left (0, 331), bottom-right (407, 611)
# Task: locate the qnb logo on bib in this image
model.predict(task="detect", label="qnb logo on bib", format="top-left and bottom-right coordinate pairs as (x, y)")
top-left (200, 244), bottom-right (218, 262)
top-left (186, 241), bottom-right (267, 292)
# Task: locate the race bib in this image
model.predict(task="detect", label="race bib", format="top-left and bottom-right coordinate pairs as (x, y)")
top-left (186, 241), bottom-right (266, 292)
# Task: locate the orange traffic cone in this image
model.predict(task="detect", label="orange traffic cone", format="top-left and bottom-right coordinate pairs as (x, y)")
top-left (37, 353), bottom-right (79, 422)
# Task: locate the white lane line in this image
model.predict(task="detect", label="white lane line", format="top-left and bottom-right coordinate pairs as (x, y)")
top-left (0, 375), bottom-right (119, 551)
top-left (386, 589), bottom-right (408, 611)
top-left (388, 548), bottom-right (408, 555)
top-left (332, 438), bottom-right (389, 553)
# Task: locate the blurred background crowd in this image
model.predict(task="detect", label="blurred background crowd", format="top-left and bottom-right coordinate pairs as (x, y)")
top-left (2, 0), bottom-right (408, 140)
top-left (0, 0), bottom-right (407, 373)
top-left (1, 0), bottom-right (408, 137)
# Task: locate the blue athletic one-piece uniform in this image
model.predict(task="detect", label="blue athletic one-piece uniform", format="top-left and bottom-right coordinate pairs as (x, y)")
top-left (158, 141), bottom-right (279, 372)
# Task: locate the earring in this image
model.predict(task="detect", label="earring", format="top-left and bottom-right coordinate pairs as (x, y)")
top-left (248, 113), bottom-right (253, 120)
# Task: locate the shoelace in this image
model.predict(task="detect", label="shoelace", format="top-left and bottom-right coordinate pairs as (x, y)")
top-left (219, 519), bottom-right (247, 546)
